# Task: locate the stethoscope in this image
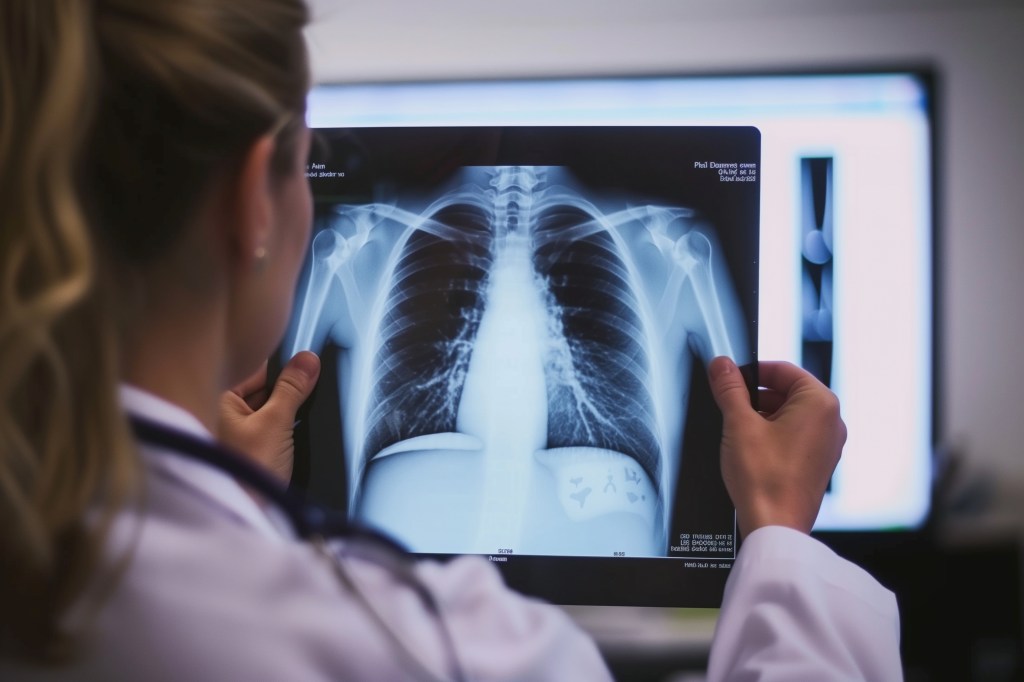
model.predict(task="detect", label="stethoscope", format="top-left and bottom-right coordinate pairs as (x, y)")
top-left (129, 416), bottom-right (466, 682)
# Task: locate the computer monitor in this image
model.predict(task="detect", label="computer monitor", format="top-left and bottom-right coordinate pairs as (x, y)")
top-left (302, 70), bottom-right (936, 534)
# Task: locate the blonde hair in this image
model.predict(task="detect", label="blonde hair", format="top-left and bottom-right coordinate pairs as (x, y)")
top-left (0, 0), bottom-right (309, 663)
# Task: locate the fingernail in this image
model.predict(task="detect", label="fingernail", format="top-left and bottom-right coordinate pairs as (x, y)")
top-left (710, 356), bottom-right (734, 380)
top-left (296, 351), bottom-right (320, 379)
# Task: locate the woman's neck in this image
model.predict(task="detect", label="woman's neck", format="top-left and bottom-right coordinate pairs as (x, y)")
top-left (121, 304), bottom-right (228, 435)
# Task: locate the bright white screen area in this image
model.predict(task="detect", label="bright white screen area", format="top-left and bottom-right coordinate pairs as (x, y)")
top-left (307, 73), bottom-right (933, 531)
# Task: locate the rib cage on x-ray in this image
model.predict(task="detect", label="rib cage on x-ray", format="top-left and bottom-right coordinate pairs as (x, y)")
top-left (291, 165), bottom-right (747, 557)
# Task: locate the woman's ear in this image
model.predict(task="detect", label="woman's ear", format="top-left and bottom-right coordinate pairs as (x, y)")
top-left (227, 134), bottom-right (277, 270)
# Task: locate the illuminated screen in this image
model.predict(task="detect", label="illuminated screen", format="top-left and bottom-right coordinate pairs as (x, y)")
top-left (283, 126), bottom-right (759, 606)
top-left (301, 72), bottom-right (934, 535)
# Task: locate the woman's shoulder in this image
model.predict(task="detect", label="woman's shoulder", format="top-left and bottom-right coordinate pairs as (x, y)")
top-left (13, 461), bottom-right (409, 681)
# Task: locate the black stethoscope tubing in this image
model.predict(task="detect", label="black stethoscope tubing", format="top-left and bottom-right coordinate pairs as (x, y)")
top-left (130, 416), bottom-right (365, 541)
top-left (129, 416), bottom-right (465, 682)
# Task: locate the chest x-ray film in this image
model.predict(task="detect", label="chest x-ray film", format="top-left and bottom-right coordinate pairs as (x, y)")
top-left (281, 126), bottom-right (759, 606)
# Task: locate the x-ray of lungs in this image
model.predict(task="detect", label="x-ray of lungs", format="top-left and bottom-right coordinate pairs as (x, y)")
top-left (283, 127), bottom-right (758, 562)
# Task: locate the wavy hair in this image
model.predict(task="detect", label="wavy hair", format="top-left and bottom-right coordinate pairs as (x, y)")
top-left (0, 0), bottom-right (309, 662)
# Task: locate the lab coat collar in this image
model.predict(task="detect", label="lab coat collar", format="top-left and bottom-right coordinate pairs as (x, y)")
top-left (119, 384), bottom-right (214, 442)
top-left (119, 384), bottom-right (294, 542)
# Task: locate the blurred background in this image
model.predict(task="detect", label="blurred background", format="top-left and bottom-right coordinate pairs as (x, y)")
top-left (301, 0), bottom-right (1024, 679)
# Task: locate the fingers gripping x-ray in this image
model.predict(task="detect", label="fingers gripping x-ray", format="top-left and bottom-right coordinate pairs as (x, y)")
top-left (289, 166), bottom-right (749, 556)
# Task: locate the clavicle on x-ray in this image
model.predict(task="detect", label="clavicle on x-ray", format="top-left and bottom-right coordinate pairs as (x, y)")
top-left (287, 145), bottom-right (753, 559)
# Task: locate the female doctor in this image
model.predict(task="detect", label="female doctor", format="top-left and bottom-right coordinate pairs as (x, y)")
top-left (0, 0), bottom-right (901, 679)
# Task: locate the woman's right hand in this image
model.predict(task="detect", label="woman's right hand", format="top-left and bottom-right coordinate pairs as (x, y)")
top-left (707, 357), bottom-right (846, 539)
top-left (219, 351), bottom-right (321, 484)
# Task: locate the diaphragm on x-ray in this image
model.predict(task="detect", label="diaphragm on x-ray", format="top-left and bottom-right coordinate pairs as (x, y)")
top-left (282, 127), bottom-right (758, 563)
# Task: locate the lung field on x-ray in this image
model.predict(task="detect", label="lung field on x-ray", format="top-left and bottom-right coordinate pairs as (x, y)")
top-left (289, 159), bottom-right (751, 556)
top-left (362, 202), bottom-right (493, 465)
top-left (532, 204), bottom-right (662, 486)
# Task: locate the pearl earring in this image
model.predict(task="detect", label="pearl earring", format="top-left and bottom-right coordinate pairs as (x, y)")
top-left (254, 246), bottom-right (268, 270)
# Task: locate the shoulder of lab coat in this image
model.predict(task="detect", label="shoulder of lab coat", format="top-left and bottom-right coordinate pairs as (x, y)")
top-left (707, 525), bottom-right (903, 682)
top-left (3, 387), bottom-right (610, 682)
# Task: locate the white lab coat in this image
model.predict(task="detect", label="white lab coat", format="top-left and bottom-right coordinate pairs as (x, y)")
top-left (708, 526), bottom-right (902, 681)
top-left (1, 387), bottom-right (901, 681)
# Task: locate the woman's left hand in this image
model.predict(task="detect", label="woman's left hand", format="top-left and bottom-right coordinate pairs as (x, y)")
top-left (218, 350), bottom-right (321, 483)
